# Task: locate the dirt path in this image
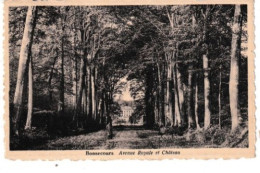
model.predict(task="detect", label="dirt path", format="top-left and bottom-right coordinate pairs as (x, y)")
top-left (32, 126), bottom-right (206, 150)
top-left (31, 126), bottom-right (161, 150)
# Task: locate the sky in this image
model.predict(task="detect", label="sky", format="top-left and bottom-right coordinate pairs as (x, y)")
top-left (114, 76), bottom-right (134, 102)
top-left (120, 82), bottom-right (133, 101)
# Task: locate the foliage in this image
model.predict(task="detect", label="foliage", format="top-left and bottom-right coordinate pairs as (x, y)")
top-left (9, 5), bottom-right (248, 148)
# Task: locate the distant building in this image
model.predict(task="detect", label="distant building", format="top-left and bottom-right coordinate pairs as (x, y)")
top-left (113, 104), bottom-right (144, 125)
top-left (121, 106), bottom-right (134, 119)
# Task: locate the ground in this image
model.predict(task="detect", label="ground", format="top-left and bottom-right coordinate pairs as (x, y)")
top-left (15, 125), bottom-right (245, 150)
top-left (30, 126), bottom-right (179, 150)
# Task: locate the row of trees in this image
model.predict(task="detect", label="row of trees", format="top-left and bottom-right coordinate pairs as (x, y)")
top-left (9, 5), bottom-right (247, 137)
top-left (10, 6), bottom-right (134, 136)
top-left (126, 5), bottom-right (247, 132)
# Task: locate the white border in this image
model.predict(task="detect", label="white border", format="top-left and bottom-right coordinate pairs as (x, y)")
top-left (0, 0), bottom-right (259, 172)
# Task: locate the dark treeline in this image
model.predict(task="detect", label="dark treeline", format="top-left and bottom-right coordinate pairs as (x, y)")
top-left (9, 5), bottom-right (248, 143)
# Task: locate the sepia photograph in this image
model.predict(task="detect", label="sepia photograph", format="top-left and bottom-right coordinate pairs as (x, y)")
top-left (4, 0), bottom-right (255, 159)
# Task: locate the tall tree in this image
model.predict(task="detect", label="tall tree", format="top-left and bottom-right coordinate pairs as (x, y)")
top-left (187, 65), bottom-right (195, 128)
top-left (12, 6), bottom-right (38, 135)
top-left (72, 9), bottom-right (78, 123)
top-left (164, 51), bottom-right (174, 126)
top-left (230, 5), bottom-right (242, 131)
top-left (194, 73), bottom-right (201, 130)
top-left (24, 56), bottom-right (33, 130)
top-left (57, 7), bottom-right (67, 118)
top-left (202, 6), bottom-right (211, 129)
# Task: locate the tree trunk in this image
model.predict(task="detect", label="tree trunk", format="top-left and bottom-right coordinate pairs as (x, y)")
top-left (91, 67), bottom-right (96, 120)
top-left (74, 56), bottom-right (86, 125)
top-left (218, 66), bottom-right (222, 129)
top-left (230, 5), bottom-right (242, 131)
top-left (72, 50), bottom-right (78, 116)
top-left (161, 64), bottom-right (166, 126)
top-left (48, 52), bottom-right (58, 104)
top-left (165, 55), bottom-right (173, 126)
top-left (101, 91), bottom-right (107, 126)
top-left (58, 10), bottom-right (66, 118)
top-left (187, 66), bottom-right (195, 128)
top-left (201, 5), bottom-right (211, 129)
top-left (145, 65), bottom-right (155, 127)
top-left (95, 68), bottom-right (99, 123)
top-left (203, 54), bottom-right (211, 129)
top-left (72, 56), bottom-right (78, 113)
top-left (194, 74), bottom-right (200, 130)
top-left (166, 9), bottom-right (184, 127)
top-left (173, 64), bottom-right (181, 127)
top-left (72, 7), bottom-right (78, 114)
top-left (12, 6), bottom-right (38, 136)
top-left (86, 66), bottom-right (91, 119)
top-left (191, 13), bottom-right (198, 130)
top-left (175, 63), bottom-right (184, 126)
top-left (58, 41), bottom-right (65, 116)
top-left (82, 88), bottom-right (86, 115)
top-left (106, 92), bottom-right (111, 118)
top-left (97, 98), bottom-right (102, 125)
top-left (156, 62), bottom-right (163, 126)
top-left (25, 56), bottom-right (33, 130)
top-left (154, 91), bottom-right (159, 126)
